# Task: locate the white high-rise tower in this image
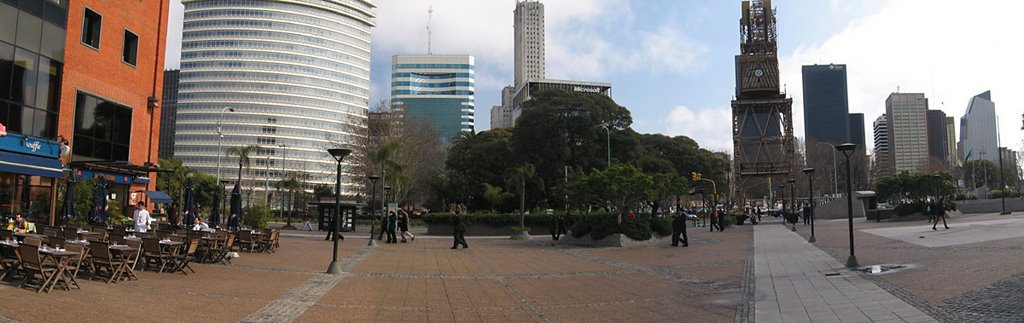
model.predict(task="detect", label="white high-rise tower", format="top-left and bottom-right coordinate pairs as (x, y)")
top-left (514, 0), bottom-right (545, 88)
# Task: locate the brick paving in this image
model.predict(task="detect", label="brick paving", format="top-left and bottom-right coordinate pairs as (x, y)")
top-left (0, 226), bottom-right (750, 322)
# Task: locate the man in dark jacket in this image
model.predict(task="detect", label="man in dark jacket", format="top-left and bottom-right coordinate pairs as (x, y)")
top-left (672, 212), bottom-right (689, 247)
top-left (324, 211), bottom-right (343, 241)
top-left (385, 211), bottom-right (398, 243)
top-left (451, 211), bottom-right (468, 249)
top-left (932, 197), bottom-right (949, 230)
top-left (550, 214), bottom-right (569, 240)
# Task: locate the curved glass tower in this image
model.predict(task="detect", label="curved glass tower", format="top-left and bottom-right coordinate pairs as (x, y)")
top-left (175, 0), bottom-right (375, 199)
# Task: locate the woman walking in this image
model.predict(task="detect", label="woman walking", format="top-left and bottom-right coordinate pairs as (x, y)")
top-left (399, 210), bottom-right (415, 243)
top-left (451, 205), bottom-right (468, 249)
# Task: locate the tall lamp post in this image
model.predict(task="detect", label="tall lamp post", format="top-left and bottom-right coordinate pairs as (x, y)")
top-left (279, 144), bottom-right (295, 229)
top-left (367, 175), bottom-right (380, 246)
top-left (999, 147), bottom-right (1011, 215)
top-left (601, 123), bottom-right (611, 168)
top-left (788, 178), bottom-right (796, 231)
top-left (803, 167), bottom-right (816, 242)
top-left (817, 142), bottom-right (839, 197)
top-left (215, 106), bottom-right (235, 225)
top-left (326, 148), bottom-right (352, 275)
top-left (837, 143), bottom-right (859, 268)
top-left (778, 184), bottom-right (785, 218)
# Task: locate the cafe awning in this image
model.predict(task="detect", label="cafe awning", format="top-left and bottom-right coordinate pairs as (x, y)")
top-left (0, 150), bottom-right (63, 178)
top-left (143, 190), bottom-right (173, 204)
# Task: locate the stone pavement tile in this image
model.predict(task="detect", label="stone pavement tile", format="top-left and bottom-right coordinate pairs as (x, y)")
top-left (352, 243), bottom-right (489, 276)
top-left (229, 236), bottom-right (356, 273)
top-left (474, 248), bottom-right (615, 275)
top-left (508, 273), bottom-right (686, 306)
top-left (295, 307), bottom-right (378, 323)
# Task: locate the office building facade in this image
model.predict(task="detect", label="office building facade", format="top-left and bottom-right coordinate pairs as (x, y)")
top-left (801, 64), bottom-right (849, 146)
top-left (390, 54), bottom-right (474, 142)
top-left (872, 114), bottom-right (892, 179)
top-left (885, 93), bottom-right (929, 174)
top-left (175, 0), bottom-right (376, 198)
top-left (925, 109), bottom-right (949, 170)
top-left (514, 0), bottom-right (544, 88)
top-left (511, 79), bottom-right (611, 123)
top-left (959, 91), bottom-right (999, 163)
top-left (159, 69), bottom-right (179, 159)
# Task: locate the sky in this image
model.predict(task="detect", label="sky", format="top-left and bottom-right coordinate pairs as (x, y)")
top-left (164, 0), bottom-right (1024, 155)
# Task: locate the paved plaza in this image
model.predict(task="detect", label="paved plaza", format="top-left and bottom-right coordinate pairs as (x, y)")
top-left (6, 211), bottom-right (1024, 322)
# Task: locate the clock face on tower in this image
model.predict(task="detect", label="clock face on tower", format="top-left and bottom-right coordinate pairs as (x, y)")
top-left (754, 68), bottom-right (764, 77)
top-left (737, 57), bottom-right (780, 95)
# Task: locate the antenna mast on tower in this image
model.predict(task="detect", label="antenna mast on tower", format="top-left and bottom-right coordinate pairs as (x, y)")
top-left (427, 3), bottom-right (433, 54)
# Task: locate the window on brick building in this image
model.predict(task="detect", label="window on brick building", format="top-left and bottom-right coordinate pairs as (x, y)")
top-left (81, 8), bottom-right (101, 49)
top-left (122, 29), bottom-right (138, 66)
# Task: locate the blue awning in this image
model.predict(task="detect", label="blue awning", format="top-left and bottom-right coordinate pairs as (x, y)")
top-left (0, 150), bottom-right (63, 178)
top-left (143, 190), bottom-right (173, 204)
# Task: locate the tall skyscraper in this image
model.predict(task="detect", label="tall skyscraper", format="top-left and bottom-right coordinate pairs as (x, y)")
top-left (872, 114), bottom-right (893, 179)
top-left (514, 0), bottom-right (545, 88)
top-left (885, 93), bottom-right (929, 174)
top-left (802, 64), bottom-right (849, 146)
top-left (159, 70), bottom-right (180, 159)
top-left (925, 109), bottom-right (949, 170)
top-left (490, 86), bottom-right (514, 129)
top-left (945, 116), bottom-right (957, 165)
top-left (391, 54), bottom-right (475, 142)
top-left (175, 0), bottom-right (376, 198)
top-left (959, 91), bottom-right (999, 163)
top-left (848, 113), bottom-right (865, 148)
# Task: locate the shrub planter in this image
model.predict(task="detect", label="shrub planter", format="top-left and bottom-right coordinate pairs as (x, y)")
top-left (425, 223), bottom-right (549, 236)
top-left (510, 230), bottom-right (530, 240)
top-left (559, 233), bottom-right (671, 248)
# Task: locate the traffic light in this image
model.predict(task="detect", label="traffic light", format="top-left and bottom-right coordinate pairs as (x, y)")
top-left (691, 172), bottom-right (701, 181)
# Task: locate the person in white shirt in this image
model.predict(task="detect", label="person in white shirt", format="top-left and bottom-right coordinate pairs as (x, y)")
top-left (192, 217), bottom-right (210, 232)
top-left (133, 201), bottom-right (152, 233)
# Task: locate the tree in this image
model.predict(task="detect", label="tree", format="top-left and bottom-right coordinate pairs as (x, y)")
top-left (511, 89), bottom-right (633, 204)
top-left (226, 144), bottom-right (261, 204)
top-left (506, 163), bottom-right (544, 228)
top-left (645, 172), bottom-right (688, 217)
top-left (964, 160), bottom-right (998, 189)
top-left (440, 128), bottom-right (516, 210)
top-left (482, 183), bottom-right (512, 213)
top-left (313, 184), bottom-right (334, 198)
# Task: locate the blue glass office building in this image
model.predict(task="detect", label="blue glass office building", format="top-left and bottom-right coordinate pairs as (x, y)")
top-left (391, 55), bottom-right (474, 142)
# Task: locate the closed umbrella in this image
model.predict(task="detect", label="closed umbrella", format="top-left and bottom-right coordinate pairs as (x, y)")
top-left (229, 182), bottom-right (242, 229)
top-left (90, 180), bottom-right (109, 224)
top-left (184, 177), bottom-right (195, 226)
top-left (59, 180), bottom-right (75, 224)
top-left (211, 188), bottom-right (221, 227)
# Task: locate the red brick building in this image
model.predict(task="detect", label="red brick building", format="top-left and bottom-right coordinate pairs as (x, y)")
top-left (58, 0), bottom-right (170, 221)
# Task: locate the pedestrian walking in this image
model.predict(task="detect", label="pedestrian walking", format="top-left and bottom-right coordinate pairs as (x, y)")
top-left (324, 212), bottom-right (343, 241)
top-left (671, 212), bottom-right (689, 247)
top-left (550, 214), bottom-right (568, 240)
top-left (803, 204), bottom-right (811, 225)
top-left (709, 210), bottom-right (722, 232)
top-left (451, 207), bottom-right (468, 249)
top-left (399, 210), bottom-right (414, 243)
top-left (932, 197), bottom-right (949, 230)
top-left (385, 211), bottom-right (398, 243)
top-left (302, 210), bottom-right (313, 231)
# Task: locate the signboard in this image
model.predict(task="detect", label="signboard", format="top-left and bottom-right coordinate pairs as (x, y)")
top-left (0, 133), bottom-right (61, 158)
top-left (74, 169), bottom-right (134, 184)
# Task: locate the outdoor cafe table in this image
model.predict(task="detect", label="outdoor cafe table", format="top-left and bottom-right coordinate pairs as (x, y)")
top-left (108, 244), bottom-right (139, 281)
top-left (12, 232), bottom-right (47, 242)
top-left (76, 230), bottom-right (100, 240)
top-left (38, 246), bottom-right (80, 292)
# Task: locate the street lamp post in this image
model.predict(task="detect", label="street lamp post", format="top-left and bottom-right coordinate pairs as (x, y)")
top-left (367, 175), bottom-right (380, 247)
top-left (215, 106), bottom-right (235, 225)
top-left (837, 143), bottom-right (858, 268)
top-left (803, 167), bottom-right (816, 242)
top-left (601, 123), bottom-right (611, 168)
top-left (788, 178), bottom-right (796, 231)
top-left (326, 148), bottom-right (352, 275)
top-left (817, 142), bottom-right (839, 197)
top-left (1000, 147), bottom-right (1011, 215)
top-left (279, 145), bottom-right (295, 229)
top-left (777, 184), bottom-right (785, 219)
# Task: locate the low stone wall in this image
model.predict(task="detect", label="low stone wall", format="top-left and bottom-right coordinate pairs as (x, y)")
top-left (425, 223), bottom-right (549, 236)
top-left (558, 233), bottom-right (672, 248)
top-left (955, 198), bottom-right (1024, 214)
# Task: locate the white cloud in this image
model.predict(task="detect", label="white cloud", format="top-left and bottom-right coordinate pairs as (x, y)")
top-left (665, 105), bottom-right (733, 151)
top-left (780, 0), bottom-right (1024, 152)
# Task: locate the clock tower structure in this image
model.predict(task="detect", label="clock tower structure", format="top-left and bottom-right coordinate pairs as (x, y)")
top-left (731, 0), bottom-right (795, 203)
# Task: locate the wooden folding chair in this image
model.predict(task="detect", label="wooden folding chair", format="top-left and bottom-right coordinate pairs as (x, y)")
top-left (18, 244), bottom-right (56, 293)
top-left (88, 241), bottom-right (124, 283)
top-left (62, 243), bottom-right (86, 289)
top-left (142, 238), bottom-right (170, 272)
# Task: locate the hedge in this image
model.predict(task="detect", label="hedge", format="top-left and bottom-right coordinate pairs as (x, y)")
top-left (422, 212), bottom-right (678, 241)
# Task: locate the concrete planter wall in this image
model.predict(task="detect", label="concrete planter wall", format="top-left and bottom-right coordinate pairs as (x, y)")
top-left (425, 223), bottom-right (550, 236)
top-left (558, 233), bottom-right (671, 248)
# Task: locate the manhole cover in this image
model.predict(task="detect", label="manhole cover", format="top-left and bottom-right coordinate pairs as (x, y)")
top-left (855, 264), bottom-right (907, 274)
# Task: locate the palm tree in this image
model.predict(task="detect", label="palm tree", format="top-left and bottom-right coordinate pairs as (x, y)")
top-left (483, 183), bottom-right (511, 213)
top-left (371, 141), bottom-right (405, 203)
top-left (227, 144), bottom-right (261, 202)
top-left (276, 172), bottom-right (302, 217)
top-left (506, 163), bottom-right (544, 228)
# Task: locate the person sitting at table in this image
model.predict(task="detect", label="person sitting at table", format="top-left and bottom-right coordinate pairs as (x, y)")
top-left (192, 217), bottom-right (210, 232)
top-left (133, 201), bottom-right (152, 233)
top-left (7, 213), bottom-right (29, 233)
